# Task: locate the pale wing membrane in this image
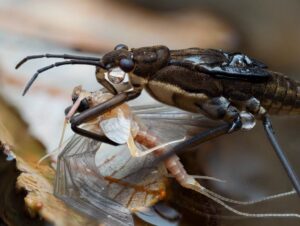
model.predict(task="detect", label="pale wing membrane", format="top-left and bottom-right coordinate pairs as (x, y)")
top-left (132, 104), bottom-right (221, 144)
top-left (55, 132), bottom-right (166, 225)
top-left (132, 104), bottom-right (300, 218)
top-left (95, 142), bottom-right (166, 210)
top-left (54, 134), bottom-right (134, 226)
top-left (55, 103), bottom-right (299, 223)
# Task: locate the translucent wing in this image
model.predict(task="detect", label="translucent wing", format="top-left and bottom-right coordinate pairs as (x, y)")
top-left (55, 134), bottom-right (133, 226)
top-left (55, 133), bottom-right (167, 226)
top-left (54, 103), bottom-right (220, 225)
top-left (132, 104), bottom-right (221, 143)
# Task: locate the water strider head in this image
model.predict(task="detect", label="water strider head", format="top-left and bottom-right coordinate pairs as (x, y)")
top-left (97, 44), bottom-right (170, 94)
top-left (16, 44), bottom-right (170, 96)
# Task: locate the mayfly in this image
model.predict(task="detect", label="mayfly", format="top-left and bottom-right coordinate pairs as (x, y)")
top-left (54, 86), bottom-right (216, 225)
top-left (54, 86), bottom-right (300, 226)
top-left (17, 44), bottom-right (300, 196)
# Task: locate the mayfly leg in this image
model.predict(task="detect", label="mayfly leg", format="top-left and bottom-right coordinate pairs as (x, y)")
top-left (127, 134), bottom-right (186, 158)
top-left (263, 114), bottom-right (300, 196)
top-left (38, 116), bottom-right (70, 164)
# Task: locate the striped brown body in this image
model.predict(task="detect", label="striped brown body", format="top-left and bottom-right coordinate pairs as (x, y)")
top-left (140, 47), bottom-right (300, 118)
top-left (97, 45), bottom-right (300, 119)
top-left (220, 72), bottom-right (300, 115)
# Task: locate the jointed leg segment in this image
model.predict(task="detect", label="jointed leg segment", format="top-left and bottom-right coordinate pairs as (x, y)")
top-left (69, 91), bottom-right (140, 145)
top-left (263, 114), bottom-right (300, 196)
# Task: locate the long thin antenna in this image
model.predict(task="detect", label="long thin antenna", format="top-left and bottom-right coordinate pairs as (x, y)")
top-left (22, 60), bottom-right (105, 96)
top-left (263, 115), bottom-right (300, 196)
top-left (16, 53), bottom-right (100, 69)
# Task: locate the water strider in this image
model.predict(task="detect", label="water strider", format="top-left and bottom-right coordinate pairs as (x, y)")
top-left (17, 44), bottom-right (300, 197)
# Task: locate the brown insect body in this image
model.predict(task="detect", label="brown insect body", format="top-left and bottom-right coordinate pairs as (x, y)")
top-left (120, 46), bottom-right (300, 120)
top-left (247, 72), bottom-right (300, 115)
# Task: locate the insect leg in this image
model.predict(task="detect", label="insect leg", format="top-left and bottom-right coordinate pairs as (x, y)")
top-left (70, 125), bottom-right (119, 145)
top-left (16, 53), bottom-right (100, 69)
top-left (154, 122), bottom-right (233, 163)
top-left (263, 114), bottom-right (300, 196)
top-left (156, 97), bottom-right (243, 159)
top-left (70, 91), bottom-right (140, 144)
top-left (127, 134), bottom-right (186, 157)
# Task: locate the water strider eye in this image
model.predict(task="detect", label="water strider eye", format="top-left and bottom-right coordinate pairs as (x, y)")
top-left (107, 68), bottom-right (126, 84)
top-left (119, 58), bottom-right (134, 72)
top-left (114, 44), bottom-right (128, 51)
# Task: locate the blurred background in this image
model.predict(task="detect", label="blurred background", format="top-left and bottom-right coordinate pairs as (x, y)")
top-left (0, 0), bottom-right (300, 225)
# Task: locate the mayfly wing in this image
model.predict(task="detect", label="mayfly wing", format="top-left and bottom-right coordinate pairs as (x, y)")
top-left (131, 104), bottom-right (300, 220)
top-left (95, 142), bottom-right (166, 209)
top-left (132, 104), bottom-right (222, 144)
top-left (55, 133), bottom-right (167, 225)
top-left (54, 134), bottom-right (134, 226)
top-left (54, 103), bottom-right (209, 224)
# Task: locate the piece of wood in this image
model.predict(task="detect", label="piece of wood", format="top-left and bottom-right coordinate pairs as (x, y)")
top-left (0, 96), bottom-right (97, 225)
top-left (0, 145), bottom-right (96, 226)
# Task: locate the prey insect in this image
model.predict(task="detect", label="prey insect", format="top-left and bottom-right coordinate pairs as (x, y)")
top-left (55, 87), bottom-right (222, 225)
top-left (55, 87), bottom-right (300, 224)
top-left (17, 44), bottom-right (300, 196)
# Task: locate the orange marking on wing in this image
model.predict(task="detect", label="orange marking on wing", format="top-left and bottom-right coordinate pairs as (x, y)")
top-left (104, 176), bottom-right (165, 199)
top-left (98, 154), bottom-right (117, 169)
top-left (126, 191), bottom-right (137, 208)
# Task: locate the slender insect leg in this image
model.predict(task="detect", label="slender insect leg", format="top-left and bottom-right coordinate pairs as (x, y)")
top-left (263, 114), bottom-right (300, 196)
top-left (156, 96), bottom-right (243, 162)
top-left (127, 134), bottom-right (186, 157)
top-left (70, 91), bottom-right (140, 144)
top-left (70, 125), bottom-right (118, 145)
top-left (154, 122), bottom-right (234, 163)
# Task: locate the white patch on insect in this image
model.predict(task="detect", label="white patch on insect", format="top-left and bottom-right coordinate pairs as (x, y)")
top-left (99, 112), bottom-right (131, 144)
top-left (240, 111), bottom-right (256, 130)
top-left (185, 55), bottom-right (202, 64)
